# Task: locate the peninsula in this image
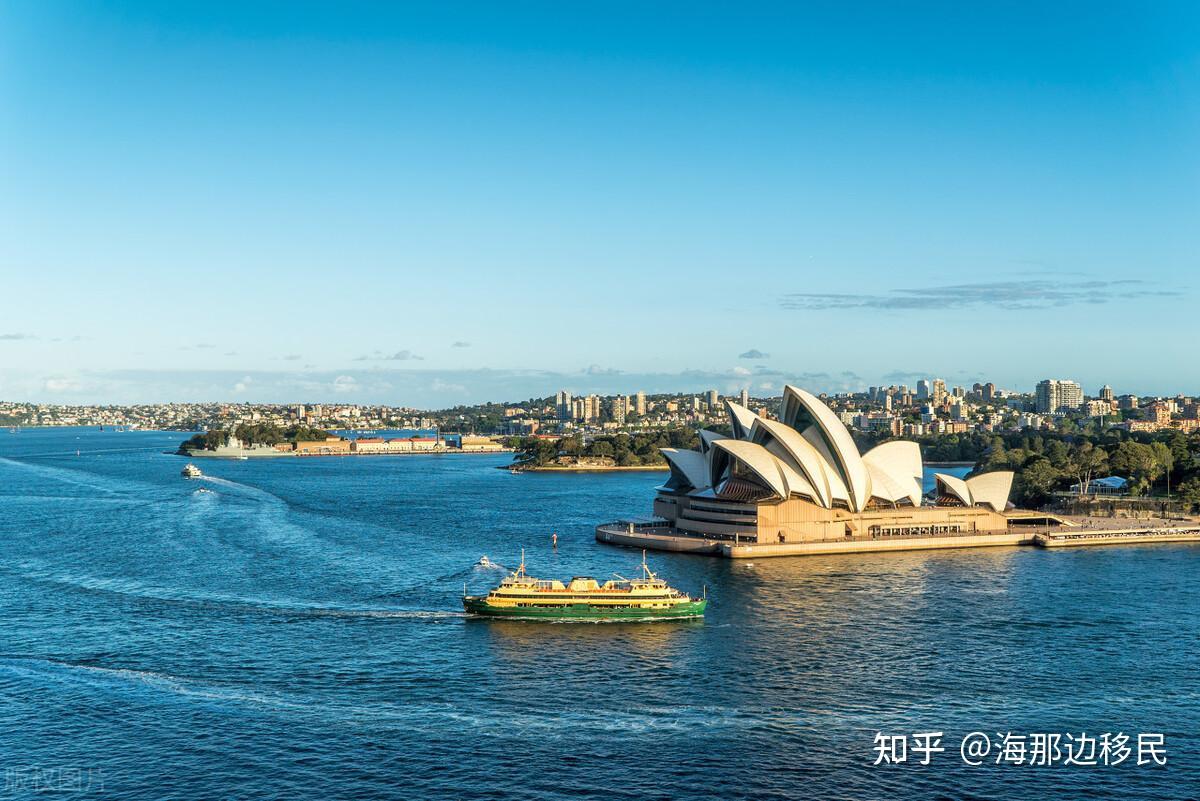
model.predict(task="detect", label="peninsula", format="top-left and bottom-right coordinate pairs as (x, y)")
top-left (178, 424), bottom-right (507, 459)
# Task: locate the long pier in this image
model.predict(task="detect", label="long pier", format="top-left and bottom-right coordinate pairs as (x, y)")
top-left (596, 521), bottom-right (1200, 559)
top-left (1032, 526), bottom-right (1200, 548)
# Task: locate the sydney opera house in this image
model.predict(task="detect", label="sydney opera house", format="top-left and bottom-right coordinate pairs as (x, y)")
top-left (597, 385), bottom-right (1019, 557)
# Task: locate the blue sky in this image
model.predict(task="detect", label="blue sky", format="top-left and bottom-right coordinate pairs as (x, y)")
top-left (1, 2), bottom-right (1197, 406)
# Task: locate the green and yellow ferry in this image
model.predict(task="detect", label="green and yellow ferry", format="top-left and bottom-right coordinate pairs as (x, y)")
top-left (463, 551), bottom-right (706, 621)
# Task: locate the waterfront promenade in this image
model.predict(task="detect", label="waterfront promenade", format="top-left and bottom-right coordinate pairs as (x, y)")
top-left (596, 516), bottom-right (1200, 558)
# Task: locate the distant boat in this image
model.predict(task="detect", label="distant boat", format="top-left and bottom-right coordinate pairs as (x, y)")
top-left (181, 463), bottom-right (203, 479)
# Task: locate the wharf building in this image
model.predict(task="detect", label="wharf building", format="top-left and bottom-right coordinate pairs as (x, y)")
top-left (597, 385), bottom-right (1016, 557)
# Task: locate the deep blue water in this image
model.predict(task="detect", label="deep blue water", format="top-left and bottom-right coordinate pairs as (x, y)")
top-left (1, 429), bottom-right (1196, 800)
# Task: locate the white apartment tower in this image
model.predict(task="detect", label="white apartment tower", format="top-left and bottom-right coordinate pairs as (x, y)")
top-left (1036, 379), bottom-right (1083, 414)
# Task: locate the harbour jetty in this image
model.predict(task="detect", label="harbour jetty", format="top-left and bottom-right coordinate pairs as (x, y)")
top-left (1033, 526), bottom-right (1200, 548)
top-left (596, 518), bottom-right (1200, 558)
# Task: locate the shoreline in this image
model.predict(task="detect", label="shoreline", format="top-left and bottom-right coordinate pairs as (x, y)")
top-left (596, 520), bottom-right (1200, 558)
top-left (504, 464), bottom-right (669, 473)
top-left (185, 448), bottom-right (513, 459)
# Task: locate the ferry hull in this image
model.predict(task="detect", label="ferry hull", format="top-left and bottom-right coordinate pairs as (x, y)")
top-left (462, 596), bottom-right (706, 620)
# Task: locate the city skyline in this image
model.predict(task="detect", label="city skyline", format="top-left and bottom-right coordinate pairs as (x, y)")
top-left (0, 364), bottom-right (1182, 408)
top-left (3, 2), bottom-right (1198, 405)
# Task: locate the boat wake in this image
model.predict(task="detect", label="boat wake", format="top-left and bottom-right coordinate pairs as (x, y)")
top-left (1, 656), bottom-right (768, 734)
top-left (1, 561), bottom-right (460, 621)
top-left (368, 558), bottom-right (508, 601)
top-left (0, 656), bottom-right (315, 714)
top-left (0, 456), bottom-right (129, 497)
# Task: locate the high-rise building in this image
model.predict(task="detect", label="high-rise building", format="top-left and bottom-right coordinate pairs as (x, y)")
top-left (931, 379), bottom-right (947, 406)
top-left (1035, 379), bottom-right (1083, 414)
top-left (556, 390), bottom-right (573, 420)
top-left (982, 383), bottom-right (996, 402)
top-left (916, 379), bottom-right (931, 400)
top-left (739, 388), bottom-right (749, 408)
top-left (635, 391), bottom-right (647, 416)
top-left (1099, 385), bottom-right (1114, 402)
top-left (611, 396), bottom-right (627, 424)
top-left (706, 389), bottom-right (719, 409)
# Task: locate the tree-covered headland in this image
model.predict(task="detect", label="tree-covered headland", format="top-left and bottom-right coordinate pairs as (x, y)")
top-left (179, 423), bottom-right (332, 453)
top-left (512, 429), bottom-right (700, 468)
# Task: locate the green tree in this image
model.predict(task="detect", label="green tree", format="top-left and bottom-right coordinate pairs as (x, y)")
top-left (1175, 476), bottom-right (1200, 509)
top-left (1109, 441), bottom-right (1158, 489)
top-left (589, 440), bottom-right (615, 460)
top-left (1014, 458), bottom-right (1062, 506)
top-left (1070, 442), bottom-right (1109, 495)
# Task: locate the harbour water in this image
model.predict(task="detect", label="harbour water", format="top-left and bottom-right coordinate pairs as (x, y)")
top-left (1, 428), bottom-right (1196, 799)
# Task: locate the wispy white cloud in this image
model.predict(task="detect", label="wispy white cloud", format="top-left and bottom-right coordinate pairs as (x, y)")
top-left (781, 279), bottom-right (1181, 312)
top-left (354, 349), bottom-right (423, 361)
top-left (332, 375), bottom-right (359, 393)
top-left (43, 376), bottom-right (82, 392)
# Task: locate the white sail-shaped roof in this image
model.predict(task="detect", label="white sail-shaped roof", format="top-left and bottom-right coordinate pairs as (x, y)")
top-left (862, 441), bottom-right (923, 506)
top-left (661, 447), bottom-right (711, 492)
top-left (801, 425), bottom-right (851, 507)
top-left (655, 384), bottom-right (1013, 514)
top-left (934, 473), bottom-right (973, 507)
top-left (966, 471), bottom-right (1014, 512)
top-left (709, 439), bottom-right (790, 500)
top-left (935, 471), bottom-right (1014, 511)
top-left (780, 385), bottom-right (871, 511)
top-left (749, 416), bottom-right (834, 507)
top-left (697, 429), bottom-right (728, 454)
top-left (724, 400), bottom-right (759, 440)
